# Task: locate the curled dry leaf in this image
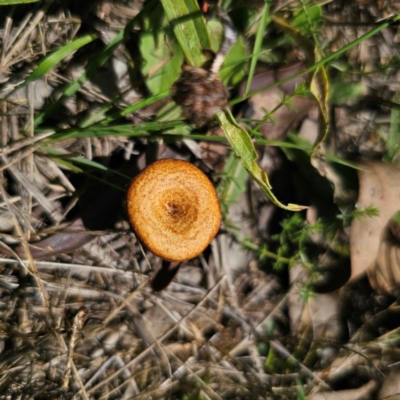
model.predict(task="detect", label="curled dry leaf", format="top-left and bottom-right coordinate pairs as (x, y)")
top-left (350, 162), bottom-right (400, 292)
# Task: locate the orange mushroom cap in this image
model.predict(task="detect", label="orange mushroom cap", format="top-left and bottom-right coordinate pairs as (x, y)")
top-left (126, 159), bottom-right (221, 262)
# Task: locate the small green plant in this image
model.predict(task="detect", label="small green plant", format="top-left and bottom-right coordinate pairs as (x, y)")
top-left (271, 213), bottom-right (322, 270)
top-left (337, 204), bottom-right (379, 225)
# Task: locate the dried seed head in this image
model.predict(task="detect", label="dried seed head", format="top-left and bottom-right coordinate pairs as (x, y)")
top-left (172, 11), bottom-right (236, 127)
top-left (172, 65), bottom-right (229, 127)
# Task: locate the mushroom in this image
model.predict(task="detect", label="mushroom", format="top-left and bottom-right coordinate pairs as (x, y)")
top-left (126, 159), bottom-right (221, 262)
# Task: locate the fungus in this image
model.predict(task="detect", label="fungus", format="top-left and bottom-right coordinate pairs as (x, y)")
top-left (126, 159), bottom-right (221, 262)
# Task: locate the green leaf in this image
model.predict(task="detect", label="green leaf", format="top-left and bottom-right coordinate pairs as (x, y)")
top-left (207, 18), bottom-right (224, 53)
top-left (140, 30), bottom-right (183, 94)
top-left (220, 36), bottom-right (247, 86)
top-left (216, 109), bottom-right (307, 211)
top-left (160, 0), bottom-right (210, 66)
top-left (293, 5), bottom-right (322, 34)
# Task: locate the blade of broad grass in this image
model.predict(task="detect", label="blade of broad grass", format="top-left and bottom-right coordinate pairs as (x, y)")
top-left (216, 109), bottom-right (307, 211)
top-left (160, 0), bottom-right (210, 66)
top-left (244, 1), bottom-right (270, 96)
top-left (140, 29), bottom-right (183, 94)
top-left (34, 0), bottom-right (157, 128)
top-left (3, 33), bottom-right (98, 101)
top-left (231, 13), bottom-right (400, 105)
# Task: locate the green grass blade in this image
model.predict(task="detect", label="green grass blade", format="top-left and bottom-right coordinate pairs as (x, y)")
top-left (244, 1), bottom-right (270, 95)
top-left (160, 0), bottom-right (210, 66)
top-left (26, 33), bottom-right (98, 84)
top-left (0, 0), bottom-right (38, 4)
top-left (44, 147), bottom-right (131, 181)
top-left (96, 90), bottom-right (170, 126)
top-left (232, 13), bottom-right (400, 105)
top-left (34, 0), bottom-right (157, 127)
top-left (47, 156), bottom-right (126, 191)
top-left (216, 109), bottom-right (307, 211)
top-left (43, 124), bottom-right (360, 170)
top-left (4, 33), bottom-right (98, 101)
top-left (48, 120), bottom-right (184, 141)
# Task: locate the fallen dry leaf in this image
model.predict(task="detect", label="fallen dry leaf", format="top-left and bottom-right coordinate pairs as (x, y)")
top-left (369, 220), bottom-right (400, 293)
top-left (307, 379), bottom-right (379, 400)
top-left (350, 162), bottom-right (400, 291)
top-left (376, 369), bottom-right (400, 399)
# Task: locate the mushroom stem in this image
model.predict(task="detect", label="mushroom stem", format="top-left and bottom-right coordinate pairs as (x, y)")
top-left (151, 260), bottom-right (182, 292)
